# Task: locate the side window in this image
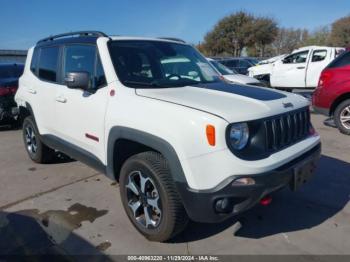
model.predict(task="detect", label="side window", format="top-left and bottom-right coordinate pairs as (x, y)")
top-left (283, 51), bottom-right (309, 64)
top-left (312, 50), bottom-right (327, 62)
top-left (64, 45), bottom-right (106, 90)
top-left (30, 48), bottom-right (39, 74)
top-left (64, 45), bottom-right (96, 89)
top-left (38, 47), bottom-right (59, 82)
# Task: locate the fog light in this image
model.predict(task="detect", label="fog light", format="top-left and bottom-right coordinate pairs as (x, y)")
top-left (232, 177), bottom-right (255, 186)
top-left (215, 198), bottom-right (231, 213)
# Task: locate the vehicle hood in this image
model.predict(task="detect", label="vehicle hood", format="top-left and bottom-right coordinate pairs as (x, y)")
top-left (136, 82), bottom-right (309, 123)
top-left (223, 74), bottom-right (260, 84)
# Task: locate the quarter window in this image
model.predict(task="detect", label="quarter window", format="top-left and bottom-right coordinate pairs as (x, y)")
top-left (312, 50), bottom-right (327, 62)
top-left (30, 48), bottom-right (39, 74)
top-left (38, 47), bottom-right (59, 82)
top-left (283, 51), bottom-right (309, 64)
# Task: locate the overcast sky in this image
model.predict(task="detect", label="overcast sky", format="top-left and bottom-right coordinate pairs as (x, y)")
top-left (1, 0), bottom-right (350, 49)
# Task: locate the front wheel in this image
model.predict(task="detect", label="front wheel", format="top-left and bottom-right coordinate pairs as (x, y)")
top-left (334, 99), bottom-right (350, 135)
top-left (119, 151), bottom-right (188, 242)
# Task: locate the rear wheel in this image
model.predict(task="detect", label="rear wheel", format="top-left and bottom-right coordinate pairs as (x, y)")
top-left (119, 151), bottom-right (188, 242)
top-left (22, 116), bottom-right (55, 163)
top-left (334, 99), bottom-right (350, 135)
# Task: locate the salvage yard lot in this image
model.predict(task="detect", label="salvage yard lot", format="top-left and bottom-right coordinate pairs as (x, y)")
top-left (0, 114), bottom-right (350, 256)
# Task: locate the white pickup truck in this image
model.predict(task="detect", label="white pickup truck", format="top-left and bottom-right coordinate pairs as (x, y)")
top-left (249, 46), bottom-right (344, 90)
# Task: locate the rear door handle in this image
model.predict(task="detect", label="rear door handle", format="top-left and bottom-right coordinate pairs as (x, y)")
top-left (28, 88), bottom-right (37, 94)
top-left (55, 96), bottom-right (67, 103)
top-left (297, 66), bottom-right (306, 69)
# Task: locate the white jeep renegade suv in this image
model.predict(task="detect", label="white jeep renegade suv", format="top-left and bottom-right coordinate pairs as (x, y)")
top-left (15, 31), bottom-right (321, 242)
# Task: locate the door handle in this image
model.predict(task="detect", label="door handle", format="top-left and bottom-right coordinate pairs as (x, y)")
top-left (28, 88), bottom-right (37, 94)
top-left (297, 66), bottom-right (306, 69)
top-left (55, 96), bottom-right (67, 103)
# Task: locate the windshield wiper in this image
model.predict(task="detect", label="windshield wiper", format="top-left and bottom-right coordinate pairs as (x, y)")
top-left (123, 80), bottom-right (162, 88)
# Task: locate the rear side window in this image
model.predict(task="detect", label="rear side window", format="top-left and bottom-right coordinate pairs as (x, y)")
top-left (38, 47), bottom-right (59, 82)
top-left (327, 51), bottom-right (350, 69)
top-left (312, 50), bottom-right (327, 62)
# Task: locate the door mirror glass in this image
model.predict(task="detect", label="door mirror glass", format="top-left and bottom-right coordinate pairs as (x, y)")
top-left (65, 71), bottom-right (90, 90)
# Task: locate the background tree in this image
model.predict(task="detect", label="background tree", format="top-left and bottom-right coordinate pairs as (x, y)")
top-left (270, 28), bottom-right (309, 55)
top-left (249, 16), bottom-right (278, 57)
top-left (330, 15), bottom-right (350, 47)
top-left (198, 12), bottom-right (349, 58)
top-left (304, 26), bottom-right (331, 46)
top-left (202, 11), bottom-right (256, 56)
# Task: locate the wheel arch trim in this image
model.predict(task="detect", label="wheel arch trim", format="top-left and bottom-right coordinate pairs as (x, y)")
top-left (106, 126), bottom-right (188, 184)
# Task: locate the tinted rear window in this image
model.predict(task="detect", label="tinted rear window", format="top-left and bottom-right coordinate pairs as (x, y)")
top-left (0, 65), bottom-right (24, 79)
top-left (38, 47), bottom-right (59, 82)
top-left (327, 51), bottom-right (350, 69)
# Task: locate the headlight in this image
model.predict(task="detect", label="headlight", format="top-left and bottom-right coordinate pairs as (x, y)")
top-left (228, 123), bottom-right (249, 150)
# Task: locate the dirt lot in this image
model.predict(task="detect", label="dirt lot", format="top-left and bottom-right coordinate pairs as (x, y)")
top-left (0, 114), bottom-right (349, 257)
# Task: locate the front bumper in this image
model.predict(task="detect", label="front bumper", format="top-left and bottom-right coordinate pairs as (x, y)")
top-left (176, 143), bottom-right (321, 223)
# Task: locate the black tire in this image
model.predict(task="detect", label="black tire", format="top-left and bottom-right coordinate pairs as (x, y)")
top-left (22, 116), bottom-right (55, 163)
top-left (334, 99), bottom-right (350, 135)
top-left (119, 151), bottom-right (188, 242)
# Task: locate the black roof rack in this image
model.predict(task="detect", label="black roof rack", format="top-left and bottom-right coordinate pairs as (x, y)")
top-left (158, 37), bottom-right (186, 43)
top-left (37, 31), bottom-right (108, 44)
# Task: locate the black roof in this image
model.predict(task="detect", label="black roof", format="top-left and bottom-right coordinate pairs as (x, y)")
top-left (36, 31), bottom-right (108, 47)
top-left (35, 31), bottom-right (187, 48)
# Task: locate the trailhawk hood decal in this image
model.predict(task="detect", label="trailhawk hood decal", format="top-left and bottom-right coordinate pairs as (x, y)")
top-left (136, 82), bottom-right (309, 122)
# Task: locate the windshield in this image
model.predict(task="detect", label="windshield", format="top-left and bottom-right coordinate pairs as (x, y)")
top-left (108, 40), bottom-right (220, 88)
top-left (209, 60), bottom-right (237, 75)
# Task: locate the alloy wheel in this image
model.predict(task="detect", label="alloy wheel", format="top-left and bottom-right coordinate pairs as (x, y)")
top-left (340, 106), bottom-right (350, 129)
top-left (125, 170), bottom-right (162, 228)
top-left (25, 126), bottom-right (37, 154)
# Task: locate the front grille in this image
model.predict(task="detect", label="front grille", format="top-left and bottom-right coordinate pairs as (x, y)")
top-left (264, 107), bottom-right (310, 152)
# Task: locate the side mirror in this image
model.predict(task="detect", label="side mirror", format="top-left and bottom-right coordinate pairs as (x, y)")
top-left (65, 71), bottom-right (90, 90)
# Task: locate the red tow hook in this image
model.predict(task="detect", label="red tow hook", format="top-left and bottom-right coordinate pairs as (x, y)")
top-left (260, 195), bottom-right (272, 206)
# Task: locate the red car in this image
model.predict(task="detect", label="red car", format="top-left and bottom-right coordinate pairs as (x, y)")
top-left (312, 49), bottom-right (350, 135)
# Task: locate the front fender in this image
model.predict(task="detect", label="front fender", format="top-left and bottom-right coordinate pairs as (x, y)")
top-left (106, 126), bottom-right (187, 184)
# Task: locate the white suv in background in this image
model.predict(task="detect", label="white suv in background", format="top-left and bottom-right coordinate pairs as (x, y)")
top-left (16, 31), bottom-right (321, 242)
